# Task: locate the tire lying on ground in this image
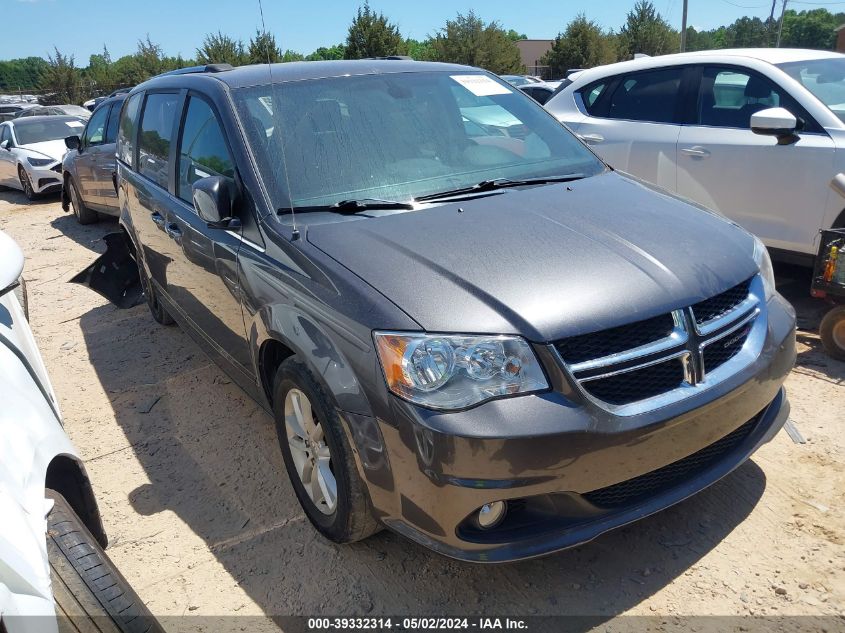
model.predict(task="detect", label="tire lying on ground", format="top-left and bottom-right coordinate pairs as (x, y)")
top-left (46, 490), bottom-right (165, 633)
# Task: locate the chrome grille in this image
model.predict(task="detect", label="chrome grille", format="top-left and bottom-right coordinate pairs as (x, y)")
top-left (692, 278), bottom-right (753, 326)
top-left (555, 276), bottom-right (763, 414)
top-left (555, 314), bottom-right (675, 365)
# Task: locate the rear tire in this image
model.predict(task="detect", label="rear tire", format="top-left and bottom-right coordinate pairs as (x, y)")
top-left (18, 165), bottom-right (37, 201)
top-left (273, 357), bottom-right (381, 544)
top-left (819, 305), bottom-right (845, 361)
top-left (136, 257), bottom-right (174, 326)
top-left (47, 490), bottom-right (164, 633)
top-left (69, 178), bottom-right (98, 225)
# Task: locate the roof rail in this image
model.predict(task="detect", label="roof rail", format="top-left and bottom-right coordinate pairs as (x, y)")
top-left (156, 63), bottom-right (234, 78)
top-left (363, 55), bottom-right (413, 61)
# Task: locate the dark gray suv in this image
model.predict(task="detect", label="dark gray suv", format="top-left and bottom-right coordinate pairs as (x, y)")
top-left (116, 60), bottom-right (796, 562)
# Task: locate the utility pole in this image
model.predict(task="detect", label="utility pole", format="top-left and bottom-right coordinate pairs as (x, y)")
top-left (680, 0), bottom-right (689, 52)
top-left (776, 0), bottom-right (787, 47)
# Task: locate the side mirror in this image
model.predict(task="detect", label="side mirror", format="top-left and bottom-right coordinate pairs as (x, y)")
top-left (65, 135), bottom-right (80, 150)
top-left (192, 176), bottom-right (239, 229)
top-left (751, 107), bottom-right (798, 139)
top-left (0, 140), bottom-right (9, 151)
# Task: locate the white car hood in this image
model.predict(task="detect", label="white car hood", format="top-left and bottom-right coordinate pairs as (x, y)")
top-left (19, 139), bottom-right (67, 163)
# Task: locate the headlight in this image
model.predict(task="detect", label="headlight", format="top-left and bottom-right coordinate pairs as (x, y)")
top-left (753, 236), bottom-right (776, 301)
top-left (373, 332), bottom-right (548, 410)
top-left (27, 156), bottom-right (53, 167)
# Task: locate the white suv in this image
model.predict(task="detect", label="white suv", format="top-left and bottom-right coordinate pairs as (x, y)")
top-left (546, 48), bottom-right (845, 264)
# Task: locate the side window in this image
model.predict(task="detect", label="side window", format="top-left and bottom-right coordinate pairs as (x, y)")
top-left (0, 125), bottom-right (9, 145)
top-left (117, 93), bottom-right (142, 167)
top-left (698, 67), bottom-right (783, 129)
top-left (105, 103), bottom-right (120, 143)
top-left (580, 81), bottom-right (608, 114)
top-left (176, 96), bottom-right (235, 204)
top-left (606, 68), bottom-right (684, 123)
top-left (83, 106), bottom-right (109, 146)
top-left (138, 93), bottom-right (180, 189)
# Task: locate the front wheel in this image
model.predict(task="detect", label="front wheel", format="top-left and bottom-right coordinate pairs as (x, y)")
top-left (18, 166), bottom-right (36, 201)
top-left (273, 357), bottom-right (380, 543)
top-left (820, 304), bottom-right (845, 361)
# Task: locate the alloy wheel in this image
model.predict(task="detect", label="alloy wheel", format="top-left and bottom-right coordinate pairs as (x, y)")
top-left (284, 388), bottom-right (337, 515)
top-left (19, 168), bottom-right (33, 199)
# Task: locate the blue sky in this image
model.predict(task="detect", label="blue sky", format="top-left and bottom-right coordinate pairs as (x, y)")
top-left (0, 0), bottom-right (828, 61)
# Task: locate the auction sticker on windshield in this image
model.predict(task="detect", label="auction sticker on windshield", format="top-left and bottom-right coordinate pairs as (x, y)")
top-left (450, 74), bottom-right (512, 96)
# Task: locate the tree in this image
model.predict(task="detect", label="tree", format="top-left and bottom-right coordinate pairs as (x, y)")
top-left (0, 57), bottom-right (48, 91)
top-left (543, 14), bottom-right (617, 77)
top-left (282, 50), bottom-right (305, 62)
top-left (85, 46), bottom-right (117, 94)
top-left (618, 1), bottom-right (679, 58)
top-left (431, 11), bottom-right (525, 74)
top-left (306, 44), bottom-right (346, 61)
top-left (344, 2), bottom-right (407, 59)
top-left (405, 38), bottom-right (436, 61)
top-left (197, 31), bottom-right (246, 66)
top-left (781, 9), bottom-right (840, 49)
top-left (248, 30), bottom-right (282, 64)
top-left (135, 35), bottom-right (167, 77)
top-left (723, 16), bottom-right (772, 48)
top-left (506, 29), bottom-right (527, 42)
top-left (40, 48), bottom-right (82, 104)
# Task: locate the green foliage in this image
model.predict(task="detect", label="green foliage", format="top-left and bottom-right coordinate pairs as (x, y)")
top-left (506, 29), bottom-right (527, 42)
top-left (248, 30), bottom-right (283, 64)
top-left (543, 14), bottom-right (617, 77)
top-left (405, 39), bottom-right (436, 61)
top-left (306, 44), bottom-right (347, 61)
top-left (0, 57), bottom-right (48, 91)
top-left (430, 11), bottom-right (525, 74)
top-left (196, 31), bottom-right (247, 66)
top-left (618, 0), bottom-right (679, 58)
top-left (282, 50), bottom-right (306, 62)
top-left (39, 48), bottom-right (82, 105)
top-left (344, 2), bottom-right (407, 59)
top-left (781, 9), bottom-right (841, 50)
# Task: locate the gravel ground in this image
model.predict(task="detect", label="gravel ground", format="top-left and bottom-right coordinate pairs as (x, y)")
top-left (1, 190), bottom-right (843, 631)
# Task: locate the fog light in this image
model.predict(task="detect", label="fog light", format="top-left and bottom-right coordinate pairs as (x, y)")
top-left (477, 501), bottom-right (507, 530)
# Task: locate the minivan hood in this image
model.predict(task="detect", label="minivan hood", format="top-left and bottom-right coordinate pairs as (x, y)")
top-left (307, 172), bottom-right (758, 342)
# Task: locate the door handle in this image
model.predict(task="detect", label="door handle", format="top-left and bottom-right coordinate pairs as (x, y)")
top-left (681, 146), bottom-right (711, 158)
top-left (579, 133), bottom-right (604, 144)
top-left (165, 223), bottom-right (182, 243)
top-left (151, 211), bottom-right (165, 228)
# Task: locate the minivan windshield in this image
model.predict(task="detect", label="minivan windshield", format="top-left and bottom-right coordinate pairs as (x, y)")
top-left (234, 71), bottom-right (605, 210)
top-left (778, 57), bottom-right (845, 123)
top-left (13, 117), bottom-right (85, 145)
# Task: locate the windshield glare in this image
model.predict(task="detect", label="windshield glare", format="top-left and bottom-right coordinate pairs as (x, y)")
top-left (234, 71), bottom-right (604, 209)
top-left (14, 118), bottom-right (84, 145)
top-left (778, 58), bottom-right (845, 123)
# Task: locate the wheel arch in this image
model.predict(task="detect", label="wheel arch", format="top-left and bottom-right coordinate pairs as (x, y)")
top-left (45, 454), bottom-right (107, 548)
top-left (252, 306), bottom-right (375, 418)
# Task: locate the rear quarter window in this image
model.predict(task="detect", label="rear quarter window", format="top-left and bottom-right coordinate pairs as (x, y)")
top-left (117, 93), bottom-right (142, 167)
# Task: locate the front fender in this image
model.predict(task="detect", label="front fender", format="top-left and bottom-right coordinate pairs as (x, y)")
top-left (251, 302), bottom-right (376, 418)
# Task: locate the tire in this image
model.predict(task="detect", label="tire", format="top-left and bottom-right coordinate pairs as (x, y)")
top-left (273, 357), bottom-right (381, 543)
top-left (18, 165), bottom-right (37, 201)
top-left (136, 257), bottom-right (174, 326)
top-left (47, 490), bottom-right (165, 633)
top-left (819, 304), bottom-right (845, 361)
top-left (68, 178), bottom-right (98, 224)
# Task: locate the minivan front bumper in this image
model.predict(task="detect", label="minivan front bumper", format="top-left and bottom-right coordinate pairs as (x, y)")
top-left (346, 294), bottom-right (796, 562)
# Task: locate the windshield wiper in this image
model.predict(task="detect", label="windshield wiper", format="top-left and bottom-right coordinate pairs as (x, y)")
top-left (277, 198), bottom-right (414, 215)
top-left (415, 174), bottom-right (585, 203)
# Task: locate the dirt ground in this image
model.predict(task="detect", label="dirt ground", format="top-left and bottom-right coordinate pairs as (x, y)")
top-left (1, 190), bottom-right (843, 630)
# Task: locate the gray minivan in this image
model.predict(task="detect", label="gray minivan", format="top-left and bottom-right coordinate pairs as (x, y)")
top-left (114, 60), bottom-right (796, 562)
top-left (61, 94), bottom-right (125, 224)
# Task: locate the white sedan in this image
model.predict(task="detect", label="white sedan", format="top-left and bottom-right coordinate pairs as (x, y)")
top-left (0, 231), bottom-right (162, 632)
top-left (545, 48), bottom-right (845, 264)
top-left (0, 116), bottom-right (85, 200)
